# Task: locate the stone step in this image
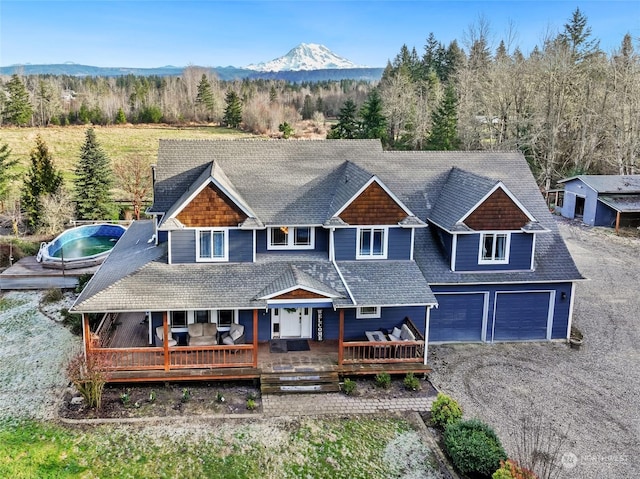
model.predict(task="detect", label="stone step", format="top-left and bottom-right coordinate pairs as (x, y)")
top-left (260, 371), bottom-right (340, 394)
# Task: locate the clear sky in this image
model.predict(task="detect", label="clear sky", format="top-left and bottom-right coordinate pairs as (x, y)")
top-left (1, 1), bottom-right (638, 68)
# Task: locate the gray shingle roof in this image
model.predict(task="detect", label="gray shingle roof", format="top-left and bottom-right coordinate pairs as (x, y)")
top-left (256, 264), bottom-right (343, 299)
top-left (73, 140), bottom-right (583, 313)
top-left (598, 194), bottom-right (640, 213)
top-left (558, 175), bottom-right (640, 193)
top-left (336, 260), bottom-right (436, 306)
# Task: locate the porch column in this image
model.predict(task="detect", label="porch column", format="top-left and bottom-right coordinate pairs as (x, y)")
top-left (615, 211), bottom-right (621, 235)
top-left (253, 309), bottom-right (259, 368)
top-left (82, 313), bottom-right (91, 360)
top-left (423, 306), bottom-right (432, 366)
top-left (338, 309), bottom-right (344, 366)
top-left (163, 311), bottom-right (170, 371)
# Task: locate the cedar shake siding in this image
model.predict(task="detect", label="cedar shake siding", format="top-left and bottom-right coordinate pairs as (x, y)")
top-left (339, 182), bottom-right (407, 225)
top-left (464, 188), bottom-right (530, 231)
top-left (177, 184), bottom-right (247, 227)
top-left (272, 289), bottom-right (329, 300)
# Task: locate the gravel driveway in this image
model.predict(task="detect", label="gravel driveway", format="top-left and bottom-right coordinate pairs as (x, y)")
top-left (429, 220), bottom-right (640, 478)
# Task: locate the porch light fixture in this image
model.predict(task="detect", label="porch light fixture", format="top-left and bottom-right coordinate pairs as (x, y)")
top-left (561, 292), bottom-right (567, 300)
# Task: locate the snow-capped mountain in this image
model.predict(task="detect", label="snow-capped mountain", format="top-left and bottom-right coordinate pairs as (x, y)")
top-left (245, 43), bottom-right (364, 72)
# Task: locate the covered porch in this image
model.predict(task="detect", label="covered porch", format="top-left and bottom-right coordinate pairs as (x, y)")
top-left (82, 309), bottom-right (430, 383)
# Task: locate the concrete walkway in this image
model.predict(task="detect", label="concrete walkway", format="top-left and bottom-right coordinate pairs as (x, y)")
top-left (262, 392), bottom-right (435, 417)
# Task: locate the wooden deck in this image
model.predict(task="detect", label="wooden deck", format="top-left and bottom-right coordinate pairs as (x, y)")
top-left (0, 256), bottom-right (98, 290)
top-left (89, 313), bottom-right (431, 383)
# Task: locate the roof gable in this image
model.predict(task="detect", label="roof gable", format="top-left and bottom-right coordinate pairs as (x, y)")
top-left (462, 185), bottom-right (533, 230)
top-left (335, 177), bottom-right (413, 225)
top-left (176, 182), bottom-right (248, 227)
top-left (256, 265), bottom-right (342, 300)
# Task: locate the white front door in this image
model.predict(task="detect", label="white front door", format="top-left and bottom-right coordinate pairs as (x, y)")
top-left (274, 308), bottom-right (312, 338)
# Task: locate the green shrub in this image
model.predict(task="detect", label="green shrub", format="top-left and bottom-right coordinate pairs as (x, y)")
top-left (181, 388), bottom-right (191, 403)
top-left (341, 378), bottom-right (356, 395)
top-left (120, 391), bottom-right (130, 406)
top-left (375, 372), bottom-right (391, 389)
top-left (66, 352), bottom-right (110, 409)
top-left (431, 392), bottom-right (463, 429)
top-left (444, 419), bottom-right (507, 478)
top-left (403, 372), bottom-right (420, 391)
top-left (75, 273), bottom-right (93, 293)
top-left (61, 308), bottom-right (83, 336)
top-left (246, 399), bottom-right (256, 410)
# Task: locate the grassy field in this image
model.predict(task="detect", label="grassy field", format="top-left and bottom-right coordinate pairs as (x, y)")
top-left (0, 417), bottom-right (441, 479)
top-left (0, 125), bottom-right (254, 177)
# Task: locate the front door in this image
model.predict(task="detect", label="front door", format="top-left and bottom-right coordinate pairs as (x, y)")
top-left (274, 308), bottom-right (312, 338)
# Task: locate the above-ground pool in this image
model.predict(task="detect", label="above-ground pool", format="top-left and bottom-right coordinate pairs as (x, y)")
top-left (37, 224), bottom-right (127, 269)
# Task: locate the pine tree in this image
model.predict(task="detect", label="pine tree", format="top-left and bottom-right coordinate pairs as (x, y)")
top-left (195, 74), bottom-right (215, 120)
top-left (427, 83), bottom-right (460, 150)
top-left (0, 142), bottom-right (19, 210)
top-left (73, 128), bottom-right (114, 220)
top-left (359, 90), bottom-right (387, 141)
top-left (115, 108), bottom-right (127, 124)
top-left (2, 74), bottom-right (33, 126)
top-left (21, 135), bottom-right (63, 230)
top-left (301, 95), bottom-right (315, 120)
top-left (223, 90), bottom-right (242, 128)
top-left (327, 99), bottom-right (359, 139)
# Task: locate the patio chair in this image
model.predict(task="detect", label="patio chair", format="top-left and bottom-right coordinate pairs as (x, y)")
top-left (220, 323), bottom-right (245, 346)
top-left (156, 326), bottom-right (177, 347)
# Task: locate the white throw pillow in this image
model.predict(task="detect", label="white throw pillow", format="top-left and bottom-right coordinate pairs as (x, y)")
top-left (222, 335), bottom-right (235, 345)
top-left (230, 327), bottom-right (243, 341)
top-left (392, 327), bottom-right (402, 339)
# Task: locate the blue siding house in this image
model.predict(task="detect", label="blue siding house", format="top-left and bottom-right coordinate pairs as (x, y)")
top-left (71, 140), bottom-right (583, 382)
top-left (558, 175), bottom-right (640, 232)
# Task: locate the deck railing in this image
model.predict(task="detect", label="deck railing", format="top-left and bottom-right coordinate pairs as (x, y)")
top-left (89, 344), bottom-right (256, 372)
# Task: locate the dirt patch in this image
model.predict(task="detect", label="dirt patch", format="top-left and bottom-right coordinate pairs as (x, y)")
top-left (60, 381), bottom-right (262, 419)
top-left (344, 376), bottom-right (438, 399)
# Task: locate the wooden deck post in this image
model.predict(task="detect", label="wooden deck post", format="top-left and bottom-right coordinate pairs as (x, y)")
top-left (82, 313), bottom-right (91, 360)
top-left (423, 307), bottom-right (432, 366)
top-left (253, 309), bottom-right (258, 368)
top-left (163, 311), bottom-right (170, 371)
top-left (615, 211), bottom-right (621, 235)
top-left (338, 309), bottom-right (344, 366)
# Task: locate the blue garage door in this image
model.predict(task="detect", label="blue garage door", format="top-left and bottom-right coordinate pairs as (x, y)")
top-left (493, 292), bottom-right (551, 341)
top-left (430, 293), bottom-right (485, 342)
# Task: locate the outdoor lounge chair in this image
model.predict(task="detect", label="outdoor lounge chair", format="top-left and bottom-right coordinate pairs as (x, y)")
top-left (220, 323), bottom-right (245, 346)
top-left (155, 326), bottom-right (177, 347)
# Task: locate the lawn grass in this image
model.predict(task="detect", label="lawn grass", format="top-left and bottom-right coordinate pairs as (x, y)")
top-left (0, 417), bottom-right (431, 479)
top-left (0, 125), bottom-right (254, 180)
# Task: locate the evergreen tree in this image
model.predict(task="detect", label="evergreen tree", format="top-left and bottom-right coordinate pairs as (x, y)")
top-left (327, 99), bottom-right (359, 139)
top-left (195, 74), bottom-right (215, 120)
top-left (223, 90), bottom-right (242, 128)
top-left (559, 7), bottom-right (601, 62)
top-left (359, 90), bottom-right (387, 141)
top-left (21, 135), bottom-right (63, 230)
top-left (278, 122), bottom-right (293, 139)
top-left (0, 142), bottom-right (19, 210)
top-left (301, 95), bottom-right (315, 120)
top-left (269, 85), bottom-right (278, 103)
top-left (2, 74), bottom-right (33, 126)
top-left (73, 128), bottom-right (114, 220)
top-left (427, 84), bottom-right (460, 150)
top-left (115, 108), bottom-right (127, 124)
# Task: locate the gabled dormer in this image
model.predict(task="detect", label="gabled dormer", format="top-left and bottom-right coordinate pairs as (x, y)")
top-left (326, 162), bottom-right (426, 261)
top-left (158, 162), bottom-right (261, 264)
top-left (429, 168), bottom-right (548, 272)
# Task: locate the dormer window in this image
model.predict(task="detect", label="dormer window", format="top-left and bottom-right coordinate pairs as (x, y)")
top-left (357, 227), bottom-right (387, 259)
top-left (479, 233), bottom-right (510, 264)
top-left (268, 226), bottom-right (315, 250)
top-left (196, 229), bottom-right (228, 262)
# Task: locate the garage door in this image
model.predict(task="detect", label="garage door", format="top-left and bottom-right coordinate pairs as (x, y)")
top-left (430, 293), bottom-right (485, 342)
top-left (493, 292), bottom-right (552, 341)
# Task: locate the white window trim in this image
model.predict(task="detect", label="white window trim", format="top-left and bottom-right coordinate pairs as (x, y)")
top-left (195, 228), bottom-right (229, 262)
top-left (356, 306), bottom-right (381, 319)
top-left (267, 226), bottom-right (315, 250)
top-left (478, 232), bottom-right (511, 265)
top-left (213, 309), bottom-right (238, 331)
top-left (356, 227), bottom-right (388, 260)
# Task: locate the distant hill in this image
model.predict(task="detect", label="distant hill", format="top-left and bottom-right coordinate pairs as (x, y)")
top-left (245, 43), bottom-right (365, 72)
top-left (0, 63), bottom-right (383, 82)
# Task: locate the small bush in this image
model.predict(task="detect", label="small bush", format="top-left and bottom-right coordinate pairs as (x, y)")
top-left (403, 372), bottom-right (421, 391)
top-left (431, 392), bottom-right (463, 429)
top-left (181, 388), bottom-right (191, 403)
top-left (43, 288), bottom-right (63, 303)
top-left (75, 273), bottom-right (93, 293)
top-left (66, 352), bottom-right (110, 409)
top-left (492, 459), bottom-right (539, 479)
top-left (375, 372), bottom-right (391, 389)
top-left (120, 391), bottom-right (130, 406)
top-left (216, 391), bottom-right (225, 403)
top-left (341, 378), bottom-right (357, 395)
top-left (444, 419), bottom-right (507, 478)
top-left (61, 308), bottom-right (83, 336)
top-left (246, 399), bottom-right (256, 410)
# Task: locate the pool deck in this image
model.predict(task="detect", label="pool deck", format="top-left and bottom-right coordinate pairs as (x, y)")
top-left (0, 256), bottom-right (99, 291)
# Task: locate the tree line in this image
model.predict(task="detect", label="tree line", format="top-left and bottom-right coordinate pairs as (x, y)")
top-left (1, 8), bottom-right (638, 191)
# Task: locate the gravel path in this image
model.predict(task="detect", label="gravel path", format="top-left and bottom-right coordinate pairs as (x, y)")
top-left (429, 221), bottom-right (640, 478)
top-left (0, 291), bottom-right (80, 420)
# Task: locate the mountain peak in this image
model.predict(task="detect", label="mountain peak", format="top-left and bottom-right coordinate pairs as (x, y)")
top-left (245, 43), bottom-right (364, 72)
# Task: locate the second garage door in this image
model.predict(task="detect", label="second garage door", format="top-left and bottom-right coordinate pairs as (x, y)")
top-left (493, 291), bottom-right (552, 341)
top-left (430, 293), bottom-right (486, 342)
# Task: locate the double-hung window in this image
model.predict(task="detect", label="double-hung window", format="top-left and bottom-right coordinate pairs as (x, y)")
top-left (356, 306), bottom-right (381, 319)
top-left (268, 226), bottom-right (314, 250)
top-left (479, 233), bottom-right (510, 264)
top-left (197, 229), bottom-right (228, 262)
top-left (357, 227), bottom-right (387, 259)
